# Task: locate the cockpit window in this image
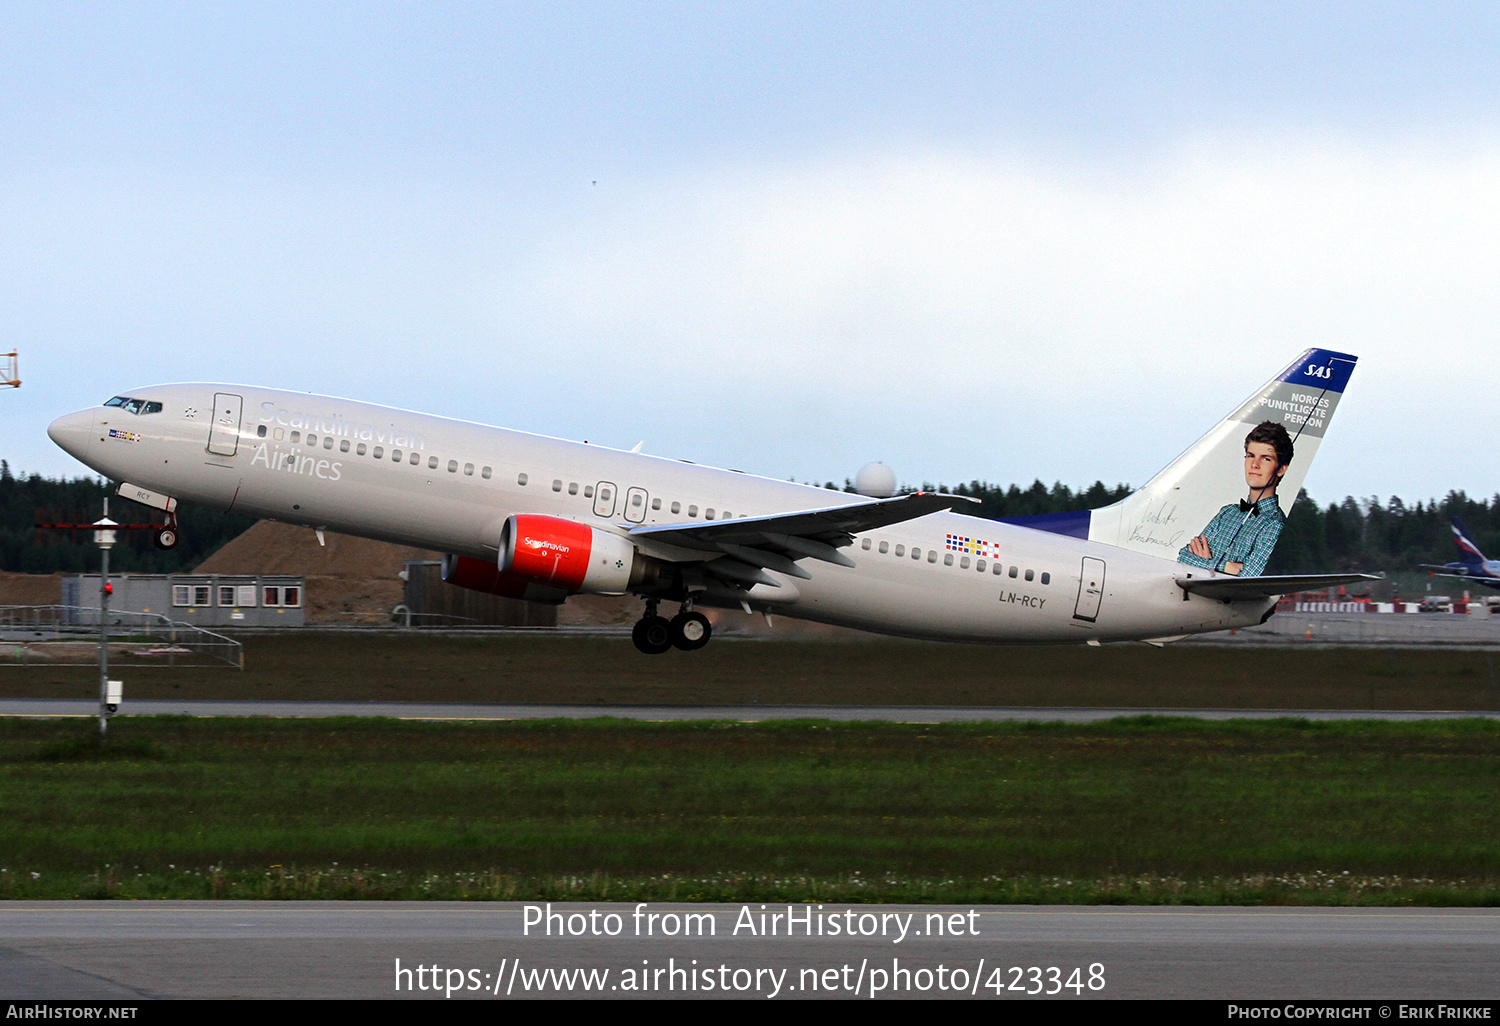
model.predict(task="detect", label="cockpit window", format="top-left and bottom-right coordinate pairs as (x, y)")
top-left (101, 396), bottom-right (162, 415)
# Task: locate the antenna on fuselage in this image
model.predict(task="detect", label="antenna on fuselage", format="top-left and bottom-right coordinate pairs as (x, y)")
top-left (1, 351), bottom-right (17, 388)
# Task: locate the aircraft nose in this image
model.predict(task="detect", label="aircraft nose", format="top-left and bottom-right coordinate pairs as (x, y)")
top-left (48, 409), bottom-right (96, 462)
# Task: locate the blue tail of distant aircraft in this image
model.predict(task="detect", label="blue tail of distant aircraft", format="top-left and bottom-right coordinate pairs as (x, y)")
top-left (1450, 517), bottom-right (1488, 565)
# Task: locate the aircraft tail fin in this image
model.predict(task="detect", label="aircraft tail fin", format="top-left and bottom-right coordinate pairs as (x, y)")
top-left (1076, 349), bottom-right (1357, 573)
top-left (1450, 517), bottom-right (1488, 565)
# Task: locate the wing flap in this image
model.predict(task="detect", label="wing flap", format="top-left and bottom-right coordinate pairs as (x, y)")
top-left (629, 491), bottom-right (977, 559)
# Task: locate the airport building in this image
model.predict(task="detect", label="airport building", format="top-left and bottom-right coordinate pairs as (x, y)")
top-left (62, 573), bottom-right (306, 627)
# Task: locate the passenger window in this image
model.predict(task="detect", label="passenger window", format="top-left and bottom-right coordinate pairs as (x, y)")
top-left (688, 505), bottom-right (698, 517)
top-left (410, 451), bottom-right (420, 465)
top-left (723, 511), bottom-right (731, 519)
top-left (1025, 569), bottom-right (1034, 582)
top-left (585, 486), bottom-right (594, 498)
top-left (705, 509), bottom-right (715, 520)
top-left (340, 440), bottom-right (350, 452)
top-left (1009, 566), bottom-right (1018, 578)
top-left (448, 460), bottom-right (458, 473)
top-left (373, 446), bottom-right (383, 459)
top-left (993, 563), bottom-right (1003, 575)
top-left (429, 456), bottom-right (439, 469)
top-left (257, 425), bottom-right (267, 438)
top-left (976, 559), bottom-right (986, 572)
top-left (464, 463), bottom-right (474, 476)
top-left (928, 551), bottom-right (938, 563)
top-left (324, 436), bottom-right (334, 450)
top-left (894, 545), bottom-right (905, 557)
top-left (518, 473), bottom-right (528, 485)
top-left (291, 431), bottom-right (301, 443)
top-left (552, 480), bottom-right (563, 492)
top-left (307, 434), bottom-right (317, 446)
top-left (651, 498), bottom-right (661, 510)
top-left (1041, 572), bottom-right (1051, 585)
top-left (861, 539), bottom-right (872, 550)
top-left (482, 467), bottom-right (492, 479)
top-left (959, 556), bottom-right (968, 569)
top-left (274, 428), bottom-right (284, 441)
top-left (912, 548), bottom-right (921, 560)
top-left (671, 501), bottom-right (680, 514)
top-left (944, 554), bottom-right (954, 566)
top-left (631, 492), bottom-right (642, 507)
top-left (878, 541), bottom-right (889, 554)
top-left (392, 449), bottom-right (402, 461)
top-left (568, 482), bottom-right (579, 495)
top-left (357, 443), bottom-right (367, 456)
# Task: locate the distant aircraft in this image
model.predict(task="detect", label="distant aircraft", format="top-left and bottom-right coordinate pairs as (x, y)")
top-left (48, 349), bottom-right (1371, 653)
top-left (1420, 518), bottom-right (1500, 592)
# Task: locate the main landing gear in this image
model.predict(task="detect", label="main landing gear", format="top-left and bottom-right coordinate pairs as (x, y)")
top-left (631, 599), bottom-right (712, 655)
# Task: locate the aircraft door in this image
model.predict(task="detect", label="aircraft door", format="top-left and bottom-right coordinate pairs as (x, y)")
top-left (1073, 556), bottom-right (1106, 623)
top-left (593, 481), bottom-right (617, 518)
top-left (624, 486), bottom-right (648, 524)
top-left (207, 393), bottom-right (243, 457)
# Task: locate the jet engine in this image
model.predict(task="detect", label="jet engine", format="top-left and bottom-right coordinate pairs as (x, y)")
top-left (498, 514), bottom-right (659, 595)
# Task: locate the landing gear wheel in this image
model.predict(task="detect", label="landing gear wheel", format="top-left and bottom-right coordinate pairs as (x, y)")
top-left (153, 528), bottom-right (178, 550)
top-left (671, 611), bottom-right (712, 651)
top-left (632, 615), bottom-right (673, 655)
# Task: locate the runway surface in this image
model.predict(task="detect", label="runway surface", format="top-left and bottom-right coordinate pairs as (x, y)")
top-left (2, 902), bottom-right (1496, 1000)
top-left (2, 698), bottom-right (1498, 721)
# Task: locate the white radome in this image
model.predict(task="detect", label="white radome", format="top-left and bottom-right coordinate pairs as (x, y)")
top-left (854, 462), bottom-right (898, 498)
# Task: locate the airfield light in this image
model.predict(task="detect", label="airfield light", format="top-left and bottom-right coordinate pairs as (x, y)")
top-left (93, 504), bottom-right (117, 741)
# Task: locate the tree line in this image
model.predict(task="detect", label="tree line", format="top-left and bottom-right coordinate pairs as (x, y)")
top-left (2, 461), bottom-right (1489, 576)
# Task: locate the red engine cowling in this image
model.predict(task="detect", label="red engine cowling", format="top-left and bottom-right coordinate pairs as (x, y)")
top-left (440, 553), bottom-right (569, 604)
top-left (499, 514), bottom-right (646, 595)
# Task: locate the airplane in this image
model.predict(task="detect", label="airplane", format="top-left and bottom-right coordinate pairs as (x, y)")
top-left (47, 349), bottom-right (1371, 654)
top-left (1420, 518), bottom-right (1500, 592)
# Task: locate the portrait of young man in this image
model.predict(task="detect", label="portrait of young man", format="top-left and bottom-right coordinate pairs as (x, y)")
top-left (1177, 420), bottom-right (1294, 577)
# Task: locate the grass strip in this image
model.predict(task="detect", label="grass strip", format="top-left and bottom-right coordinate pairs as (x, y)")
top-left (1, 716), bottom-right (1498, 904)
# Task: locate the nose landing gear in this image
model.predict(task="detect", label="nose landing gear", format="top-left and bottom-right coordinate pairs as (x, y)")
top-left (152, 511), bottom-right (180, 550)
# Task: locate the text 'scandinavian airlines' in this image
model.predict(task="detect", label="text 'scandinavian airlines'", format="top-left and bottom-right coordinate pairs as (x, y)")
top-left (49, 351), bottom-right (1369, 653)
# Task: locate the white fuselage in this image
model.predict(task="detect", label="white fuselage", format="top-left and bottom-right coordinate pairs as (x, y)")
top-left (48, 384), bottom-right (1274, 643)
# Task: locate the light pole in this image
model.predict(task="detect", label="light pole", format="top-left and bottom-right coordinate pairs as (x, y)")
top-left (93, 503), bottom-right (117, 742)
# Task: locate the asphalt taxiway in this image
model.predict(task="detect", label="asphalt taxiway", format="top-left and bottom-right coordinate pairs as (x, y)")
top-left (2, 902), bottom-right (1497, 1000)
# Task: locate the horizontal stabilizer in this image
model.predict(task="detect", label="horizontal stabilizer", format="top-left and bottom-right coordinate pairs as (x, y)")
top-left (1175, 573), bottom-right (1378, 602)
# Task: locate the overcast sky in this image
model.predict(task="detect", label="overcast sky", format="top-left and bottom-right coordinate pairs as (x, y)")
top-left (5, 1), bottom-right (1500, 505)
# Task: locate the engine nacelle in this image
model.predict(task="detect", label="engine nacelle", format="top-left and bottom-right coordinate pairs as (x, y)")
top-left (439, 553), bottom-right (570, 605)
top-left (499, 514), bottom-right (656, 595)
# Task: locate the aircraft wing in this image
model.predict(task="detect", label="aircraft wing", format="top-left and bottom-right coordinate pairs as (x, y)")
top-left (1175, 573), bottom-right (1379, 602)
top-left (627, 491), bottom-right (979, 587)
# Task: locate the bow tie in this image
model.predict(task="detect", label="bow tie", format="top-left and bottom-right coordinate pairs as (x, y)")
top-left (1238, 500), bottom-right (1261, 515)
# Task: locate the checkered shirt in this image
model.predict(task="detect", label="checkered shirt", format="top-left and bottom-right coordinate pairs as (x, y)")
top-left (1176, 496), bottom-right (1286, 577)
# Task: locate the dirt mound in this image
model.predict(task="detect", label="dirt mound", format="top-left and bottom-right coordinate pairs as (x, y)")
top-left (191, 522), bottom-right (439, 624)
top-left (0, 572), bottom-right (62, 606)
top-left (193, 520), bottom-right (440, 577)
